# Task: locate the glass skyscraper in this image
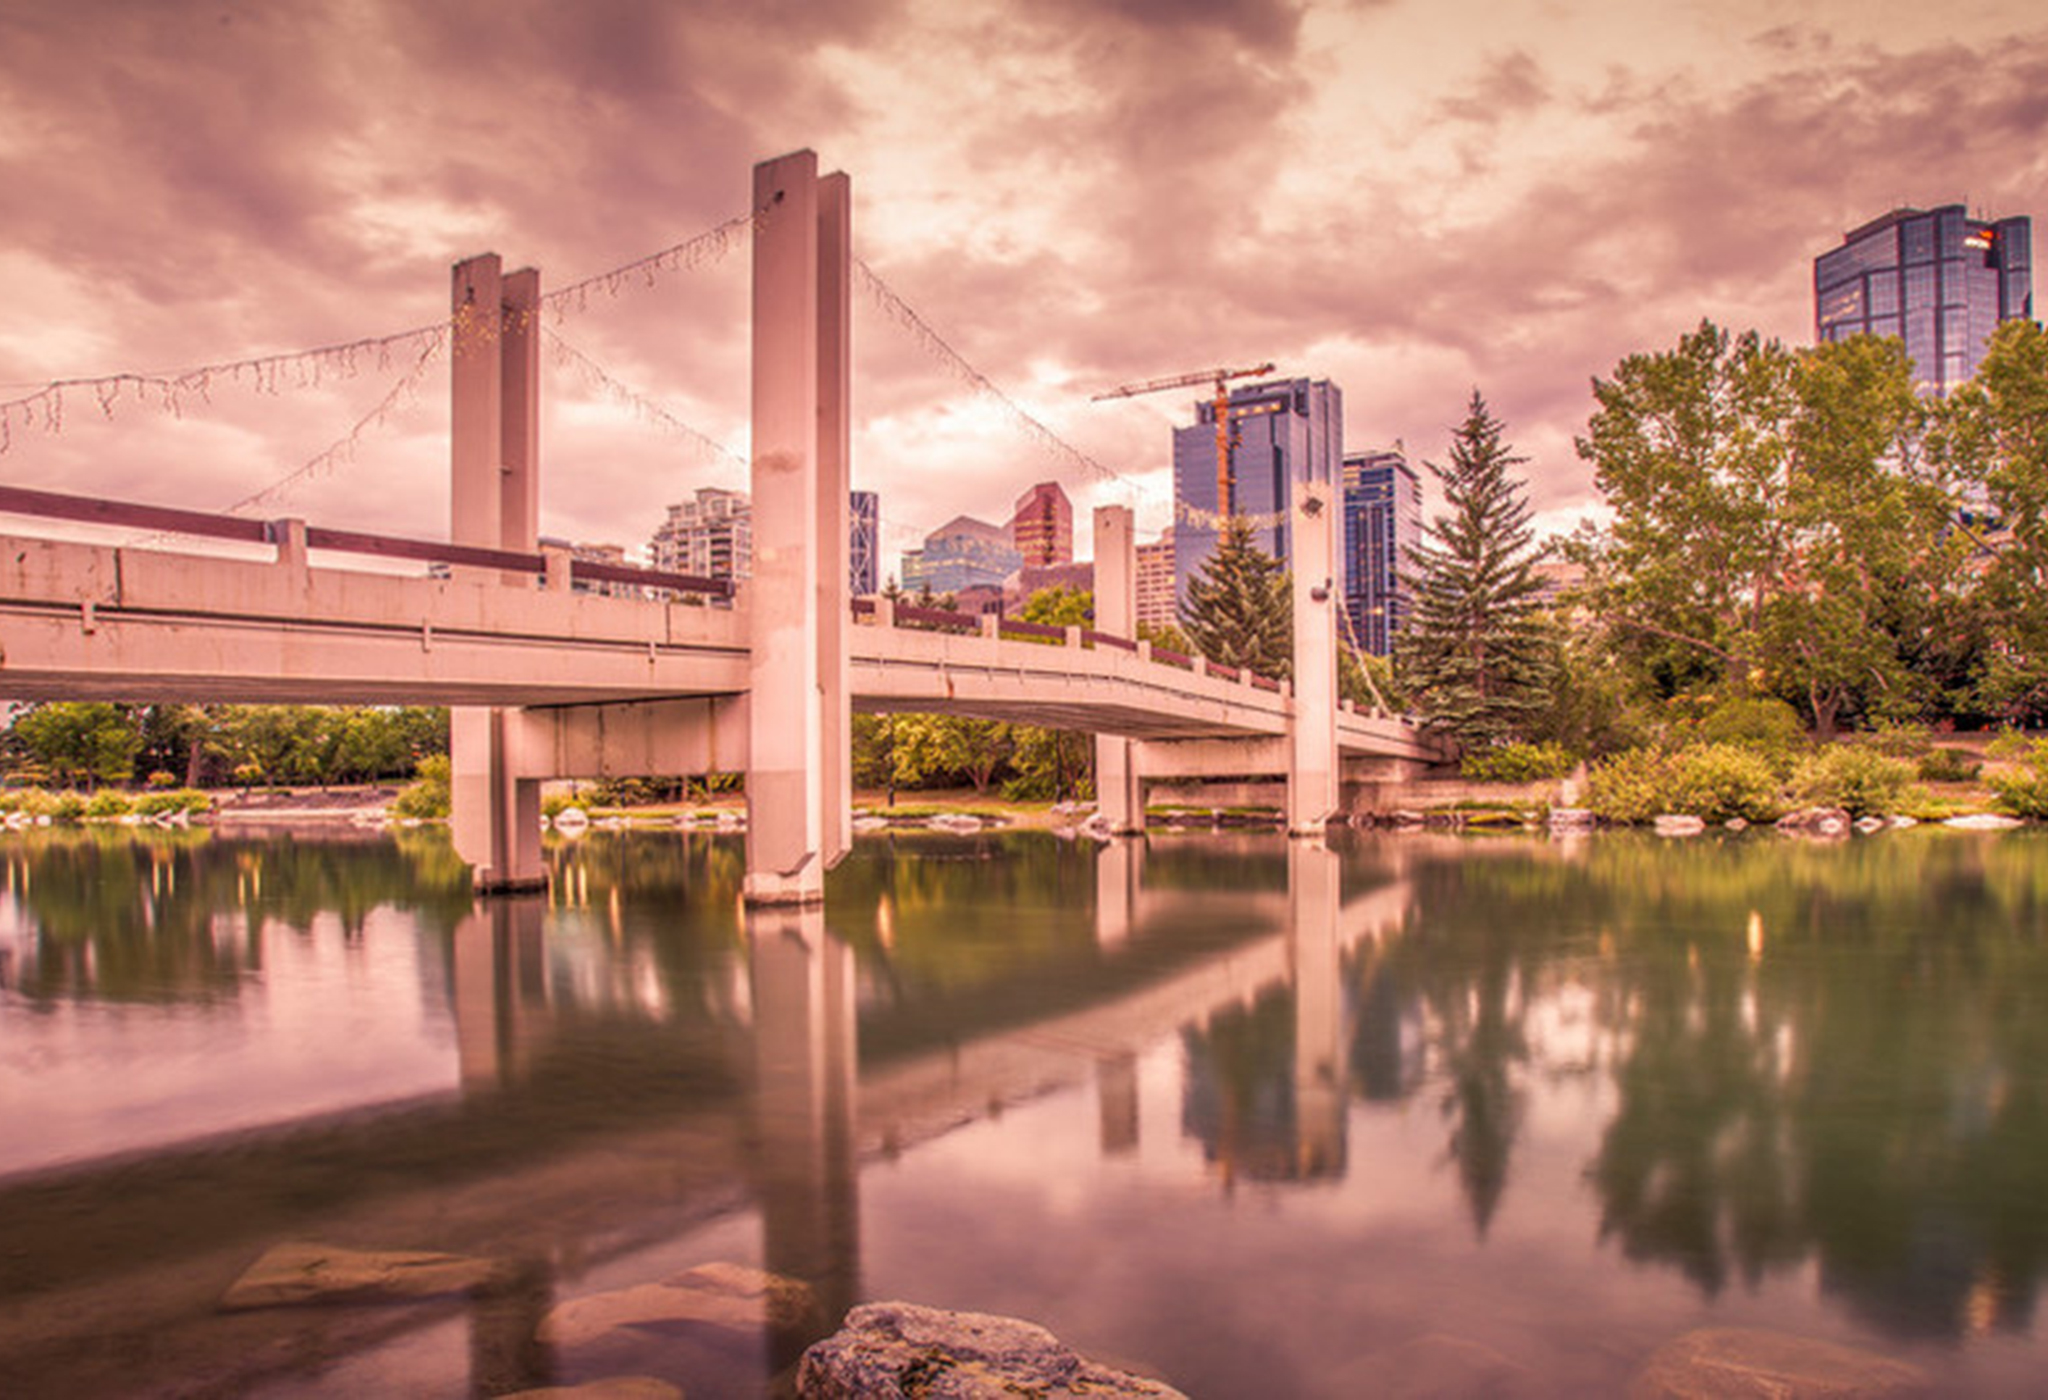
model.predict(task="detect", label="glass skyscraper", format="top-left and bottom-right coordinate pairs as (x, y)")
top-left (1815, 205), bottom-right (2032, 394)
top-left (1341, 450), bottom-right (1421, 656)
top-left (1171, 377), bottom-right (1342, 610)
top-left (849, 490), bottom-right (879, 597)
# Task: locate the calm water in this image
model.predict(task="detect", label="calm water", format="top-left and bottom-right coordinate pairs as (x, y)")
top-left (4, 824), bottom-right (2048, 1397)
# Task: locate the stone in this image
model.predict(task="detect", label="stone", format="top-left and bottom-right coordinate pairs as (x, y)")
top-left (1944, 813), bottom-right (2022, 830)
top-left (1548, 807), bottom-right (1595, 831)
top-left (1777, 807), bottom-right (1852, 837)
top-left (1724, 817), bottom-right (1749, 832)
top-left (220, 1241), bottom-right (516, 1310)
top-left (1855, 816), bottom-right (1887, 834)
top-left (538, 1262), bottom-right (816, 1350)
top-left (503, 1381), bottom-right (683, 1400)
top-left (797, 1302), bottom-right (1186, 1399)
top-left (1653, 814), bottom-right (1707, 837)
top-left (1629, 1326), bottom-right (1925, 1399)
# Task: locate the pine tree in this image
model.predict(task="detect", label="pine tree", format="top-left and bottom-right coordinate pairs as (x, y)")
top-left (1179, 516), bottom-right (1292, 680)
top-left (1397, 391), bottom-right (1550, 749)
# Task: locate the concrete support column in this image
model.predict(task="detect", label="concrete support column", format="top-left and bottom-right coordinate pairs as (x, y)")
top-left (1092, 505), bottom-right (1143, 834)
top-left (1287, 479), bottom-right (1340, 835)
top-left (451, 253), bottom-right (547, 892)
top-left (746, 149), bottom-right (851, 904)
top-left (1289, 839), bottom-right (1346, 1177)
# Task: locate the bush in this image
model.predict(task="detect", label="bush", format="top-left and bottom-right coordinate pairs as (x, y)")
top-left (1668, 743), bottom-right (1785, 823)
top-left (1789, 745), bottom-right (1917, 817)
top-left (1916, 748), bottom-right (1982, 783)
top-left (1987, 729), bottom-right (2034, 763)
top-left (391, 754), bottom-right (450, 820)
top-left (1585, 749), bottom-right (1679, 824)
top-left (1990, 739), bottom-right (2048, 818)
top-left (1461, 741), bottom-right (1577, 783)
top-left (146, 770), bottom-right (179, 789)
top-left (134, 788), bottom-right (211, 816)
top-left (1691, 697), bottom-right (1807, 774)
top-left (84, 789), bottom-right (133, 819)
top-left (48, 791), bottom-right (88, 823)
top-left (1861, 720), bottom-right (1932, 760)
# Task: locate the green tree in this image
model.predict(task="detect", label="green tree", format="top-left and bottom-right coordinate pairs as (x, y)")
top-left (1179, 516), bottom-right (1291, 679)
top-left (11, 702), bottom-right (142, 789)
top-left (1397, 390), bottom-right (1550, 749)
top-left (888, 714), bottom-right (1013, 794)
top-left (1935, 319), bottom-right (2048, 722)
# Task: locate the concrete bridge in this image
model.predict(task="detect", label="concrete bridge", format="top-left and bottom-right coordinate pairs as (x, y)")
top-left (0, 150), bottom-right (1447, 896)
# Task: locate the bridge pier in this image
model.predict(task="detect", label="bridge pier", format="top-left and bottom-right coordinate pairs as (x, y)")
top-left (745, 150), bottom-right (852, 905)
top-left (449, 253), bottom-right (548, 893)
top-left (1287, 477), bottom-right (1340, 836)
top-left (1091, 505), bottom-right (1144, 835)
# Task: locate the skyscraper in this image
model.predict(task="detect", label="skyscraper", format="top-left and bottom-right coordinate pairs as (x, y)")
top-left (1171, 377), bottom-right (1342, 609)
top-left (1010, 481), bottom-right (1073, 567)
top-left (1341, 450), bottom-right (1422, 656)
top-left (1815, 204), bottom-right (2033, 394)
top-left (850, 490), bottom-right (879, 597)
top-left (1136, 528), bottom-right (1177, 631)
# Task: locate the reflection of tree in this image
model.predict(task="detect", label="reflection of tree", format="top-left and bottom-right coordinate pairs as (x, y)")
top-left (1182, 985), bottom-right (1300, 1185)
top-left (1365, 831), bottom-right (2048, 1341)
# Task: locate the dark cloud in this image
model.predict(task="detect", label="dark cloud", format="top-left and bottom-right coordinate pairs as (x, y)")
top-left (1436, 50), bottom-right (1552, 125)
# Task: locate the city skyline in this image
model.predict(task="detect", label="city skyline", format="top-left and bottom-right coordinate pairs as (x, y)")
top-left (3, 2), bottom-right (2045, 583)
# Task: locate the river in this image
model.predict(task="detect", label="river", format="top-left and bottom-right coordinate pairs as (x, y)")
top-left (2, 823), bottom-right (2046, 1396)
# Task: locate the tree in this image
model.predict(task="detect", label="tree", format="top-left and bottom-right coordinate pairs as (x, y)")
top-left (1180, 516), bottom-right (1291, 679)
top-left (11, 703), bottom-right (142, 789)
top-left (1397, 391), bottom-right (1550, 749)
top-left (1935, 319), bottom-right (2048, 723)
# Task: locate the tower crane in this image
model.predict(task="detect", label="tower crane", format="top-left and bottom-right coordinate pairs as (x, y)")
top-left (1093, 363), bottom-right (1275, 521)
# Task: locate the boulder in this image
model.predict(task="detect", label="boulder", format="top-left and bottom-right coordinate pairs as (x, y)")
top-left (797, 1302), bottom-right (1186, 1399)
top-left (1854, 816), bottom-right (1888, 834)
top-left (1944, 813), bottom-right (2022, 831)
top-left (1777, 807), bottom-right (1852, 837)
top-left (1629, 1327), bottom-right (1924, 1398)
top-left (1653, 815), bottom-right (1707, 837)
top-left (1548, 807), bottom-right (1595, 832)
top-left (538, 1262), bottom-right (815, 1350)
top-left (220, 1241), bottom-right (516, 1310)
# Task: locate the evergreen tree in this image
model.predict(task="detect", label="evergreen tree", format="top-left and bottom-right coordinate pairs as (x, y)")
top-left (1397, 391), bottom-right (1550, 749)
top-left (1179, 516), bottom-right (1292, 680)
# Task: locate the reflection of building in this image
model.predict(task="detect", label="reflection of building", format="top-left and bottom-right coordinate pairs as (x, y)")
top-left (905, 515), bottom-right (1022, 596)
top-left (1173, 378), bottom-right (1343, 610)
top-left (650, 487), bottom-right (753, 582)
top-left (1009, 481), bottom-right (1073, 568)
top-left (1340, 450), bottom-right (1421, 655)
top-left (850, 490), bottom-right (880, 597)
top-left (1136, 528), bottom-right (1176, 631)
top-left (1815, 205), bottom-right (2033, 395)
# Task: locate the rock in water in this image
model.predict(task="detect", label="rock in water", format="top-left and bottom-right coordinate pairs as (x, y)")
top-left (538, 1261), bottom-right (816, 1349)
top-left (220, 1241), bottom-right (515, 1309)
top-left (798, 1302), bottom-right (1186, 1398)
top-left (1629, 1327), bottom-right (1924, 1398)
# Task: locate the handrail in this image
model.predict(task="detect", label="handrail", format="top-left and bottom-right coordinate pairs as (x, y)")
top-left (0, 483), bottom-right (734, 598)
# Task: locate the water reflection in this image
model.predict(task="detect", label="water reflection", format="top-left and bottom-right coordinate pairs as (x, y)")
top-left (3, 827), bottom-right (2048, 1395)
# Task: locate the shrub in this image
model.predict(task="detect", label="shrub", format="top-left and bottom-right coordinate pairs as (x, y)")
top-left (1461, 741), bottom-right (1577, 783)
top-left (391, 754), bottom-right (451, 820)
top-left (134, 788), bottom-right (211, 817)
top-left (84, 789), bottom-right (133, 819)
top-left (1585, 748), bottom-right (1679, 824)
top-left (1990, 739), bottom-right (2048, 818)
top-left (1987, 729), bottom-right (2034, 762)
top-left (541, 789), bottom-right (578, 819)
top-left (1668, 743), bottom-right (1784, 823)
top-left (1693, 697), bottom-right (1807, 771)
top-left (1789, 745), bottom-right (1917, 817)
top-left (1916, 748), bottom-right (1983, 783)
top-left (1861, 720), bottom-right (1932, 760)
top-left (48, 791), bottom-right (88, 823)
top-left (146, 770), bottom-right (179, 790)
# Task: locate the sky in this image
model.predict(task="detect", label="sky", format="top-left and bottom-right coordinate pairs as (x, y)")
top-left (3, 0), bottom-right (2046, 579)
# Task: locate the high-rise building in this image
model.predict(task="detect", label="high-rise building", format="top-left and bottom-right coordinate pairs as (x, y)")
top-left (1010, 481), bottom-right (1074, 567)
top-left (650, 487), bottom-right (752, 582)
top-left (1136, 527), bottom-right (1177, 632)
top-left (911, 515), bottom-right (1022, 596)
top-left (850, 490), bottom-right (880, 597)
top-left (1172, 377), bottom-right (1343, 609)
top-left (1341, 450), bottom-right (1422, 656)
top-left (1815, 204), bottom-right (2033, 394)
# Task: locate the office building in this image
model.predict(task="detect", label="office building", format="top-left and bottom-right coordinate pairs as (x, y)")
top-left (1136, 528), bottom-right (1177, 631)
top-left (1172, 377), bottom-right (1342, 610)
top-left (1341, 450), bottom-right (1422, 655)
top-left (909, 515), bottom-right (1022, 596)
top-left (850, 490), bottom-right (880, 597)
top-left (1010, 481), bottom-right (1074, 567)
top-left (1815, 204), bottom-right (2033, 394)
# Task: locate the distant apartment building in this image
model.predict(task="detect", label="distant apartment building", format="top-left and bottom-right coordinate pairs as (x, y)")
top-left (850, 489), bottom-right (880, 597)
top-left (1010, 481), bottom-right (1074, 568)
top-left (1815, 204), bottom-right (2033, 395)
top-left (1341, 450), bottom-right (1422, 656)
top-left (537, 537), bottom-right (639, 598)
top-left (1136, 528), bottom-right (1177, 632)
top-left (1172, 377), bottom-right (1342, 609)
top-left (1008, 561), bottom-right (1093, 615)
top-left (650, 486), bottom-right (882, 595)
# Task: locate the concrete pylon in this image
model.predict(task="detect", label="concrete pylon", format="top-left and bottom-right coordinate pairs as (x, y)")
top-left (746, 150), bottom-right (852, 905)
top-left (1287, 477), bottom-right (1340, 835)
top-left (1289, 838), bottom-right (1346, 1176)
top-left (450, 253), bottom-right (546, 893)
top-left (1092, 504), bottom-right (1143, 834)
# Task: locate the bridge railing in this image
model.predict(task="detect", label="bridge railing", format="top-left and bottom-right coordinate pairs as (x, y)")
top-left (0, 485), bottom-right (735, 600)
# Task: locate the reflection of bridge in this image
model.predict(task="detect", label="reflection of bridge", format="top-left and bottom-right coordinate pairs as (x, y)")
top-left (0, 150), bottom-right (1446, 896)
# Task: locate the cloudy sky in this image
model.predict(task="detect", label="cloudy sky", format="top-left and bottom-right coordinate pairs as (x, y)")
top-left (3, 0), bottom-right (2045, 576)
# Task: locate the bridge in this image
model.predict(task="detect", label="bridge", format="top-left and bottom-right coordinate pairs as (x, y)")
top-left (0, 150), bottom-right (1447, 897)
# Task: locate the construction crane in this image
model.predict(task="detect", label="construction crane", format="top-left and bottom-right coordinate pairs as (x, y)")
top-left (1093, 363), bottom-right (1275, 521)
